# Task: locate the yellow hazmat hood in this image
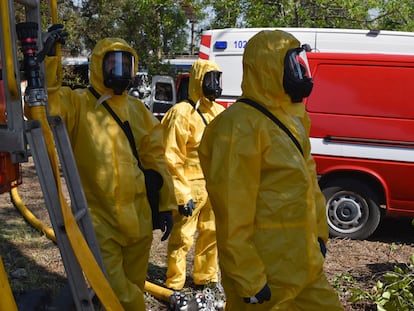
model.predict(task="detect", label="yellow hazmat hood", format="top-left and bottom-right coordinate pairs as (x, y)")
top-left (89, 38), bottom-right (138, 95)
top-left (188, 59), bottom-right (220, 106)
top-left (241, 30), bottom-right (305, 116)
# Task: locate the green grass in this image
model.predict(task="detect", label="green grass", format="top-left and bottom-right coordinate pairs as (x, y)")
top-left (0, 205), bottom-right (66, 295)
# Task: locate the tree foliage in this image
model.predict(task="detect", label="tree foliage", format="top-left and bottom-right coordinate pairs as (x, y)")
top-left (55, 0), bottom-right (204, 74)
top-left (49, 0), bottom-right (414, 76)
top-left (203, 0), bottom-right (414, 31)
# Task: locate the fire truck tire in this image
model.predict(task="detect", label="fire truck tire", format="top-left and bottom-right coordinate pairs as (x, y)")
top-left (322, 178), bottom-right (381, 240)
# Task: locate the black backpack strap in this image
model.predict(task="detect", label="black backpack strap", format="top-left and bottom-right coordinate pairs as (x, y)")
top-left (238, 98), bottom-right (304, 156)
top-left (88, 86), bottom-right (143, 168)
top-left (187, 99), bottom-right (208, 126)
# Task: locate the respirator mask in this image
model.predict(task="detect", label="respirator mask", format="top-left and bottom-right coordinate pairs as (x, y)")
top-left (283, 47), bottom-right (313, 103)
top-left (202, 70), bottom-right (222, 100)
top-left (103, 51), bottom-right (134, 95)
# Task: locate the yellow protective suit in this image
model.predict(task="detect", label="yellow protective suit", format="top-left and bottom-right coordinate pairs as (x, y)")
top-left (161, 59), bottom-right (225, 290)
top-left (198, 30), bottom-right (343, 310)
top-left (43, 38), bottom-right (176, 311)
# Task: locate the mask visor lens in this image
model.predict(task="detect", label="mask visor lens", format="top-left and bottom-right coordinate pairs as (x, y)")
top-left (286, 48), bottom-right (311, 80)
top-left (203, 71), bottom-right (222, 90)
top-left (104, 51), bottom-right (134, 78)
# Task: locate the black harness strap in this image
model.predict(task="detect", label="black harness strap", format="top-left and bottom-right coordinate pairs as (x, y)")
top-left (238, 98), bottom-right (304, 156)
top-left (187, 99), bottom-right (208, 126)
top-left (88, 86), bottom-right (143, 168)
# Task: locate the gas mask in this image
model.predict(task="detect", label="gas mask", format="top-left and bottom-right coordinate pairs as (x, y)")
top-left (103, 51), bottom-right (134, 95)
top-left (283, 47), bottom-right (313, 103)
top-left (202, 70), bottom-right (222, 101)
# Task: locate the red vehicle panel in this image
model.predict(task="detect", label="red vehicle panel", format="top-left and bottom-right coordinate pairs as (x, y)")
top-left (305, 52), bottom-right (414, 239)
top-left (198, 27), bottom-right (414, 239)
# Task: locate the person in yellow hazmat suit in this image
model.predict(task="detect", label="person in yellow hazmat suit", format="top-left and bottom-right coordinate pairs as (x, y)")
top-left (42, 37), bottom-right (177, 311)
top-left (198, 30), bottom-right (344, 311)
top-left (161, 59), bottom-right (225, 294)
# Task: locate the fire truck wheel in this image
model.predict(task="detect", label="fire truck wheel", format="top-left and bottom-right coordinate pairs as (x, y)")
top-left (322, 179), bottom-right (381, 240)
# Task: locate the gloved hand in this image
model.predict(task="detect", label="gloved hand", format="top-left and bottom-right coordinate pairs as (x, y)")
top-left (318, 237), bottom-right (327, 257)
top-left (243, 284), bottom-right (271, 304)
top-left (40, 24), bottom-right (68, 59)
top-left (178, 199), bottom-right (195, 217)
top-left (158, 211), bottom-right (173, 241)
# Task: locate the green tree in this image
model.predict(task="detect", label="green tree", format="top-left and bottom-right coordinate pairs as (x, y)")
top-left (202, 0), bottom-right (247, 28)
top-left (55, 0), bottom-right (197, 74)
top-left (374, 0), bottom-right (414, 31)
top-left (51, 0), bottom-right (414, 76)
top-left (58, 1), bottom-right (85, 56)
top-left (203, 0), bottom-right (414, 31)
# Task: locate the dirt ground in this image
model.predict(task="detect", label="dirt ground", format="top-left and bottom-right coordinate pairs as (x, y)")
top-left (1, 160), bottom-right (414, 310)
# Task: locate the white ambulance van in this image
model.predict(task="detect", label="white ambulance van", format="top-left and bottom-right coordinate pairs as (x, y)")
top-left (199, 27), bottom-right (414, 107)
top-left (199, 27), bottom-right (414, 240)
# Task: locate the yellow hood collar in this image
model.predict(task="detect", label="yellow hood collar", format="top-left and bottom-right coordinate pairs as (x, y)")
top-left (89, 38), bottom-right (138, 97)
top-left (241, 30), bottom-right (305, 116)
top-left (188, 59), bottom-right (220, 107)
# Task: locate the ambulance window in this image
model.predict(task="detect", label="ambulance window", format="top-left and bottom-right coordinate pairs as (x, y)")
top-left (306, 64), bottom-right (414, 119)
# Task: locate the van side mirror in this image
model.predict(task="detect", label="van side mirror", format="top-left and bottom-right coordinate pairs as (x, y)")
top-left (302, 43), bottom-right (312, 52)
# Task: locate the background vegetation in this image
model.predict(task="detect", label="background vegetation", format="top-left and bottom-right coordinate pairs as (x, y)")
top-left (35, 0), bottom-right (414, 75)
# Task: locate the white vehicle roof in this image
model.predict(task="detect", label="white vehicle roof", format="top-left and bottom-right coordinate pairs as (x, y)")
top-left (199, 27), bottom-right (414, 98)
top-left (62, 57), bottom-right (89, 66)
top-left (200, 27), bottom-right (414, 56)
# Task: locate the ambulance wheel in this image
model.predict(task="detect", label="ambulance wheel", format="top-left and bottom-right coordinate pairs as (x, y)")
top-left (322, 179), bottom-right (381, 240)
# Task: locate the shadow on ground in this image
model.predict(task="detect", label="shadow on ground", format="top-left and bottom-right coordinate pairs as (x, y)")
top-left (369, 216), bottom-right (414, 244)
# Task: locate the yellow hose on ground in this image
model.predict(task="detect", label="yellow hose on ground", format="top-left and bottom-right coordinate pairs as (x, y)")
top-left (0, 256), bottom-right (18, 311)
top-left (10, 186), bottom-right (56, 242)
top-left (29, 105), bottom-right (123, 310)
top-left (11, 188), bottom-right (227, 308)
top-left (145, 281), bottom-right (173, 302)
top-left (11, 185), bottom-right (176, 304)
